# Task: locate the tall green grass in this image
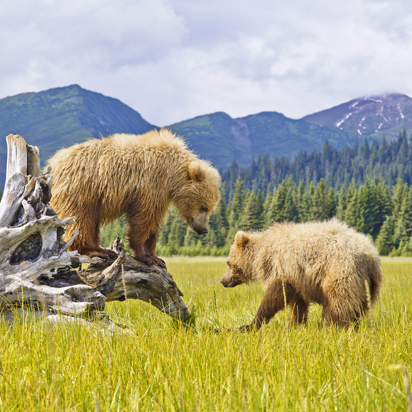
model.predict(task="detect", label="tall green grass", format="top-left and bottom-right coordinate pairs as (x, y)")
top-left (1, 259), bottom-right (412, 411)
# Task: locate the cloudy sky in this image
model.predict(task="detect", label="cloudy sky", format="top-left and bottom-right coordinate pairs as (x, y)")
top-left (1, 0), bottom-right (412, 126)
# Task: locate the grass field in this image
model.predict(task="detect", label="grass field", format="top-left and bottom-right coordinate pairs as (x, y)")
top-left (1, 258), bottom-right (412, 411)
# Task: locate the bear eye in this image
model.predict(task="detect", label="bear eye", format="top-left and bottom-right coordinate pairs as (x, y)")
top-left (201, 205), bottom-right (208, 212)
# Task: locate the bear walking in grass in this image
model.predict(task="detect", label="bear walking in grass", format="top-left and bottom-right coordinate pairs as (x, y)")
top-left (221, 219), bottom-right (382, 330)
top-left (48, 129), bottom-right (221, 267)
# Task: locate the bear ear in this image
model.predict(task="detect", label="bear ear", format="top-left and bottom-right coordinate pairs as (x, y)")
top-left (188, 161), bottom-right (206, 182)
top-left (234, 231), bottom-right (251, 248)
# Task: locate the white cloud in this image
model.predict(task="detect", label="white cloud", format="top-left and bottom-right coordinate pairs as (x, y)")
top-left (1, 0), bottom-right (412, 125)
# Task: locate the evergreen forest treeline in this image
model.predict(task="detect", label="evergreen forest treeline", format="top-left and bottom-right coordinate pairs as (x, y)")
top-left (221, 129), bottom-right (412, 200)
top-left (97, 130), bottom-right (412, 257)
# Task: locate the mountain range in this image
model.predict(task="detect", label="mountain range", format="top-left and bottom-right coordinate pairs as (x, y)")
top-left (0, 85), bottom-right (411, 190)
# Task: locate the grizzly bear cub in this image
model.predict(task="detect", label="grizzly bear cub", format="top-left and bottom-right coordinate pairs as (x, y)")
top-left (221, 219), bottom-right (382, 329)
top-left (48, 129), bottom-right (221, 267)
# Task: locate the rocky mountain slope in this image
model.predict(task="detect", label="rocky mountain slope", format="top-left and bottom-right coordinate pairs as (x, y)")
top-left (302, 93), bottom-right (412, 139)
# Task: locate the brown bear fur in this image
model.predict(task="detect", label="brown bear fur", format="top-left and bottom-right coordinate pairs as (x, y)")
top-left (48, 129), bottom-right (221, 266)
top-left (220, 219), bottom-right (382, 329)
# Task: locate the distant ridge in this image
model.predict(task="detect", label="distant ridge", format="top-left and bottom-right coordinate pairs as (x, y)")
top-left (167, 111), bottom-right (356, 170)
top-left (0, 84), bottom-right (156, 188)
top-left (302, 93), bottom-right (412, 139)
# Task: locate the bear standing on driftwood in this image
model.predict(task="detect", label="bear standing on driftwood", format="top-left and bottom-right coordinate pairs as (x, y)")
top-left (48, 129), bottom-right (221, 267)
top-left (220, 219), bottom-right (382, 329)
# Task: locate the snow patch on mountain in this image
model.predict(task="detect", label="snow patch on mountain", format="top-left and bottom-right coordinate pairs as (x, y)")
top-left (375, 123), bottom-right (383, 133)
top-left (368, 98), bottom-right (383, 103)
top-left (398, 103), bottom-right (404, 119)
top-left (359, 116), bottom-right (366, 129)
top-left (336, 112), bottom-right (352, 128)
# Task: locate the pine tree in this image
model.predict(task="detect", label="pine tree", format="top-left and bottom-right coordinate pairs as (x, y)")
top-left (392, 222), bottom-right (409, 250)
top-left (157, 208), bottom-right (174, 246)
top-left (392, 178), bottom-right (406, 222)
top-left (300, 190), bottom-right (312, 223)
top-left (402, 237), bottom-right (412, 257)
top-left (400, 187), bottom-right (412, 237)
top-left (324, 187), bottom-right (336, 219)
top-left (228, 177), bottom-right (245, 229)
top-left (255, 190), bottom-right (265, 229)
top-left (239, 192), bottom-right (264, 230)
top-left (375, 216), bottom-right (395, 256)
top-left (269, 180), bottom-right (288, 222)
top-left (344, 188), bottom-right (358, 228)
top-left (336, 185), bottom-right (347, 221)
top-left (357, 180), bottom-right (380, 237)
top-left (184, 226), bottom-right (198, 247)
top-left (311, 178), bottom-right (328, 220)
top-left (168, 217), bottom-right (186, 248)
top-left (214, 187), bottom-right (229, 247)
top-left (376, 176), bottom-right (392, 226)
top-left (284, 190), bottom-right (299, 222)
top-left (204, 216), bottom-right (216, 249)
top-left (296, 181), bottom-right (305, 218)
top-left (308, 181), bottom-right (315, 197)
top-left (264, 190), bottom-right (274, 226)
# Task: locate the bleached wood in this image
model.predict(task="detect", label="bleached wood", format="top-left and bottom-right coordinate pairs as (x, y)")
top-left (27, 144), bottom-right (41, 177)
top-left (0, 134), bottom-right (46, 227)
top-left (5, 134), bottom-right (28, 181)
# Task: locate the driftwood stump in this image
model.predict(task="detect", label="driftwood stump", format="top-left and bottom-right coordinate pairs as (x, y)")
top-left (0, 134), bottom-right (190, 325)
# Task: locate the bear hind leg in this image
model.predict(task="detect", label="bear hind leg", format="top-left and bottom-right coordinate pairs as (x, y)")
top-left (322, 294), bottom-right (363, 328)
top-left (68, 207), bottom-right (117, 259)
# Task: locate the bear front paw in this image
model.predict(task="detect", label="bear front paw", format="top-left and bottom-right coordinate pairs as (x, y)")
top-left (134, 253), bottom-right (167, 269)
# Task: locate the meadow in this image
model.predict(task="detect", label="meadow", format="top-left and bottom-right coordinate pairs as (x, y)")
top-left (1, 258), bottom-right (412, 411)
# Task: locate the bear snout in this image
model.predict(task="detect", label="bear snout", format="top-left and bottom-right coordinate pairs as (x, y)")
top-left (191, 213), bottom-right (210, 235)
top-left (192, 224), bottom-right (209, 235)
top-left (220, 277), bottom-right (229, 287)
top-left (220, 275), bottom-right (235, 287)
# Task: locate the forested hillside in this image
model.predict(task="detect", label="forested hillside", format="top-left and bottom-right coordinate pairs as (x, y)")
top-left (101, 129), bottom-right (412, 258)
